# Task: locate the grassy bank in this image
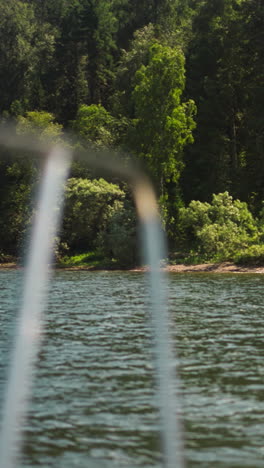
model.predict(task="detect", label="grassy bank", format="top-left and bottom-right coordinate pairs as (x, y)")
top-left (1, 247), bottom-right (264, 272)
top-left (57, 251), bottom-right (122, 270)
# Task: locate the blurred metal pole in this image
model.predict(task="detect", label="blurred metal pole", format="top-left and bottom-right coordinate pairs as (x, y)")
top-left (0, 129), bottom-right (184, 468)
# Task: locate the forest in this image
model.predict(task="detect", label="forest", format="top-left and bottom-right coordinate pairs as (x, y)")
top-left (0, 0), bottom-right (263, 267)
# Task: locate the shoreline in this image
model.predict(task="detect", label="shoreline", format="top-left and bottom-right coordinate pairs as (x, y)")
top-left (166, 262), bottom-right (264, 274)
top-left (0, 261), bottom-right (264, 274)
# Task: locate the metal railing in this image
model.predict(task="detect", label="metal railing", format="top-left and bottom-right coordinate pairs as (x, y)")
top-left (0, 127), bottom-right (184, 468)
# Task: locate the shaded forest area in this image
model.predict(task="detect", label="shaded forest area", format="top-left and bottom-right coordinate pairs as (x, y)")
top-left (0, 0), bottom-right (263, 266)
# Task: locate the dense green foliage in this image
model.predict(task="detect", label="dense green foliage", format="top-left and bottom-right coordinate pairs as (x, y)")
top-left (61, 177), bottom-right (125, 252)
top-left (0, 0), bottom-right (263, 266)
top-left (131, 43), bottom-right (196, 190)
top-left (178, 192), bottom-right (263, 262)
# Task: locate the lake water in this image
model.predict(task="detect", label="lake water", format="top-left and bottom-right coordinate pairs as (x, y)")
top-left (1, 270), bottom-right (264, 467)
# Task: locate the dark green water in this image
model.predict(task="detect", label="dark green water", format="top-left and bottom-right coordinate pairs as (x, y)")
top-left (1, 270), bottom-right (264, 467)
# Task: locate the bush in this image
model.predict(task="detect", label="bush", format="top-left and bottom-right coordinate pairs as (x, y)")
top-left (234, 245), bottom-right (264, 266)
top-left (178, 192), bottom-right (261, 261)
top-left (61, 177), bottom-right (125, 252)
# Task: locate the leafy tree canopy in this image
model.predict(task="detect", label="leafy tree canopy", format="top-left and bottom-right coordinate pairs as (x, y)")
top-left (131, 43), bottom-right (196, 189)
top-left (61, 177), bottom-right (125, 252)
top-left (16, 111), bottom-right (63, 143)
top-left (178, 192), bottom-right (260, 260)
top-left (71, 104), bottom-right (120, 147)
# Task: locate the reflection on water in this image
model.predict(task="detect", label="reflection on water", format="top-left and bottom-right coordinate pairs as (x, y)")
top-left (1, 270), bottom-right (264, 467)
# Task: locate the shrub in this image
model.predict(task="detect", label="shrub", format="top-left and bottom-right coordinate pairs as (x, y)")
top-left (61, 177), bottom-right (125, 252)
top-left (234, 245), bottom-right (264, 266)
top-left (178, 192), bottom-right (261, 261)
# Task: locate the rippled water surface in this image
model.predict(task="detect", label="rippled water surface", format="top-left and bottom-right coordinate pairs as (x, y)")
top-left (1, 270), bottom-right (264, 467)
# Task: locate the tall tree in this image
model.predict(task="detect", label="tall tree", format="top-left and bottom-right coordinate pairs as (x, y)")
top-left (129, 43), bottom-right (196, 236)
top-left (110, 24), bottom-right (157, 118)
top-left (0, 0), bottom-right (56, 115)
top-left (0, 111), bottom-right (64, 256)
top-left (52, 0), bottom-right (118, 123)
top-left (182, 0), bottom-right (263, 206)
top-left (131, 43), bottom-right (196, 187)
top-left (26, 0), bottom-right (67, 26)
top-left (238, 0), bottom-right (264, 209)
